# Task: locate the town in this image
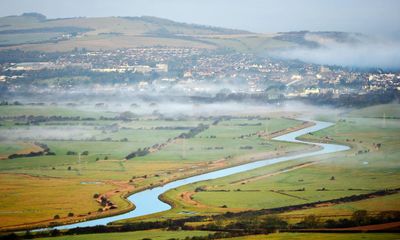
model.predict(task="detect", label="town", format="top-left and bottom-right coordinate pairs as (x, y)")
top-left (0, 47), bottom-right (399, 106)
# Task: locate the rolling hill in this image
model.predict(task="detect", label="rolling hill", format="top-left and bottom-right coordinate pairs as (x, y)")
top-left (0, 13), bottom-right (361, 53)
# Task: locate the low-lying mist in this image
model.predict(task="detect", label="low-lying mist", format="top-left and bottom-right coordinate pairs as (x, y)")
top-left (0, 101), bottom-right (346, 144)
top-left (0, 126), bottom-right (95, 141)
top-left (273, 33), bottom-right (400, 70)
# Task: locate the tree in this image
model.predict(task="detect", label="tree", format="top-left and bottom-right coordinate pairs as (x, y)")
top-left (298, 215), bottom-right (321, 228)
top-left (23, 231), bottom-right (33, 239)
top-left (68, 212), bottom-right (74, 217)
top-left (352, 210), bottom-right (369, 226)
top-left (262, 215), bottom-right (288, 230)
top-left (54, 214), bottom-right (60, 219)
top-left (51, 229), bottom-right (61, 236)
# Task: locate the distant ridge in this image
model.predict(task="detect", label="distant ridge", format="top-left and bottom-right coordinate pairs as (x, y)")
top-left (0, 13), bottom-right (362, 53)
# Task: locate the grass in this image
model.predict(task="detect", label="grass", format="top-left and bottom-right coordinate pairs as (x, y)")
top-left (347, 103), bottom-right (400, 118)
top-left (136, 118), bottom-right (305, 162)
top-left (0, 104), bottom-right (306, 230)
top-left (0, 14), bottom-right (297, 52)
top-left (1, 103), bottom-right (399, 240)
top-left (0, 32), bottom-right (63, 46)
top-left (280, 193), bottom-right (400, 220)
top-left (0, 105), bottom-right (115, 118)
top-left (0, 141), bottom-right (39, 158)
top-left (36, 229), bottom-right (214, 240)
top-left (0, 173), bottom-right (115, 228)
top-left (201, 34), bottom-right (296, 53)
top-left (229, 233), bottom-right (400, 240)
top-left (150, 110), bottom-right (400, 224)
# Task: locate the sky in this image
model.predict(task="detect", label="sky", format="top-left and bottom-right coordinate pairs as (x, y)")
top-left (0, 0), bottom-right (399, 34)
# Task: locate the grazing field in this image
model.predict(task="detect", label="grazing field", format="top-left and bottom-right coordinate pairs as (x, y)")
top-left (147, 104), bottom-right (400, 225)
top-left (0, 104), bottom-right (308, 230)
top-left (280, 192), bottom-right (400, 221)
top-left (347, 103), bottom-right (400, 118)
top-left (36, 229), bottom-right (214, 240)
top-left (0, 173), bottom-right (116, 228)
top-left (229, 233), bottom-right (400, 240)
top-left (0, 14), bottom-right (299, 52)
top-left (200, 34), bottom-right (296, 54)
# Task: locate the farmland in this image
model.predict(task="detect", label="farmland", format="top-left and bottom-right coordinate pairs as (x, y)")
top-left (0, 103), bottom-right (398, 239)
top-left (0, 104), bottom-right (311, 231)
top-left (0, 2), bottom-right (399, 239)
top-left (228, 233), bottom-right (400, 240)
top-left (36, 229), bottom-right (214, 240)
top-left (122, 103), bottom-right (399, 230)
top-left (33, 231), bottom-right (399, 240)
top-left (0, 13), bottom-right (296, 53)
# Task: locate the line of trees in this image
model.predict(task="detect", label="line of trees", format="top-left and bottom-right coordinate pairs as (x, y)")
top-left (178, 124), bottom-right (209, 139)
top-left (2, 209), bottom-right (399, 240)
top-left (8, 142), bottom-right (55, 159)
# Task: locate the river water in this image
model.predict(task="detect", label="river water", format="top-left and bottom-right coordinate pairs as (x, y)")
top-left (43, 119), bottom-right (350, 230)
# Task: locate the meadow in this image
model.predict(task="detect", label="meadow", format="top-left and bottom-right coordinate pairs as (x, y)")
top-left (34, 231), bottom-right (399, 240)
top-left (229, 233), bottom-right (400, 240)
top-left (0, 14), bottom-right (294, 52)
top-left (131, 104), bottom-right (400, 226)
top-left (36, 229), bottom-right (214, 240)
top-left (0, 104), bottom-right (308, 230)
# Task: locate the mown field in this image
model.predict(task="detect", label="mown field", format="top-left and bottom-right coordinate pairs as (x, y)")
top-left (0, 104), bottom-right (308, 230)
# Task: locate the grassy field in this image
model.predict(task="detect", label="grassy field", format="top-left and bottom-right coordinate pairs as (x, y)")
top-left (36, 229), bottom-right (214, 240)
top-left (2, 103), bottom-right (398, 233)
top-left (347, 103), bottom-right (400, 118)
top-left (0, 105), bottom-right (115, 118)
top-left (0, 173), bottom-right (116, 228)
top-left (0, 105), bottom-right (307, 230)
top-left (200, 34), bottom-right (296, 54)
top-left (34, 232), bottom-right (400, 240)
top-left (144, 104), bottom-right (400, 225)
top-left (0, 14), bottom-right (297, 52)
top-left (229, 233), bottom-right (400, 240)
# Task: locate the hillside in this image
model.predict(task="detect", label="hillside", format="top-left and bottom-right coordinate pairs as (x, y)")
top-left (0, 13), bottom-right (363, 53)
top-left (0, 13), bottom-right (297, 52)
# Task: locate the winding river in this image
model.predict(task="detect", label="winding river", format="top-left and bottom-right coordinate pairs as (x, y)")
top-left (45, 119), bottom-right (350, 230)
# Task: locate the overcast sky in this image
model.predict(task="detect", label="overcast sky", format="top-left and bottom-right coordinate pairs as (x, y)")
top-left (1, 0), bottom-right (399, 34)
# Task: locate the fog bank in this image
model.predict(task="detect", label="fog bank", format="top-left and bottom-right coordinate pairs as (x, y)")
top-left (274, 33), bottom-right (400, 70)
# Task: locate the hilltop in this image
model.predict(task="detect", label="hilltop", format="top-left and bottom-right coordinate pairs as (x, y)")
top-left (0, 13), bottom-right (361, 53)
top-left (0, 13), bottom-right (256, 51)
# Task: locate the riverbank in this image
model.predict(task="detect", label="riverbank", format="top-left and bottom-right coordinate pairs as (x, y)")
top-left (27, 119), bottom-right (348, 231)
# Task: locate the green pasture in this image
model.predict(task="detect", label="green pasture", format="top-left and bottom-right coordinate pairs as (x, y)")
top-left (37, 230), bottom-right (214, 240)
top-left (154, 114), bottom-right (400, 220)
top-left (230, 233), bottom-right (400, 240)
